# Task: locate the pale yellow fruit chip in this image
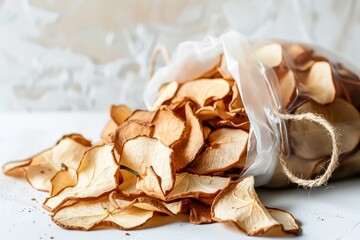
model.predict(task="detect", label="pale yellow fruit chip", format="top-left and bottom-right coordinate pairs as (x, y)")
top-left (173, 103), bottom-right (204, 171)
top-left (117, 169), bottom-right (143, 197)
top-left (43, 144), bottom-right (120, 212)
top-left (136, 166), bottom-right (165, 198)
top-left (52, 197), bottom-right (154, 231)
top-left (152, 106), bottom-right (185, 146)
top-left (127, 110), bottom-right (156, 123)
top-left (110, 104), bottom-right (133, 125)
top-left (266, 208), bottom-right (300, 235)
top-left (165, 173), bottom-right (230, 201)
top-left (3, 134), bottom-right (91, 192)
top-left (120, 136), bottom-right (175, 195)
top-left (110, 192), bottom-right (188, 216)
top-left (290, 98), bottom-right (360, 159)
top-left (114, 120), bottom-right (154, 155)
top-left (256, 43), bottom-right (283, 68)
top-left (211, 176), bottom-right (300, 236)
top-left (299, 61), bottom-right (336, 105)
top-left (174, 79), bottom-right (230, 107)
top-left (187, 128), bottom-right (248, 174)
top-left (50, 168), bottom-right (77, 197)
top-left (152, 81), bottom-right (179, 110)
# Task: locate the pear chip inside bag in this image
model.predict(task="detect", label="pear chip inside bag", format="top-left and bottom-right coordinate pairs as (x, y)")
top-left (3, 31), bottom-right (360, 237)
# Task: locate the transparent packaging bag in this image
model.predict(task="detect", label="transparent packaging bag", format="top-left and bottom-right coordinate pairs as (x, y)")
top-left (144, 31), bottom-right (360, 187)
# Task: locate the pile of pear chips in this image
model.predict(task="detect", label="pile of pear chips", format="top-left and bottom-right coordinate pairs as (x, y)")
top-left (4, 42), bottom-right (360, 236)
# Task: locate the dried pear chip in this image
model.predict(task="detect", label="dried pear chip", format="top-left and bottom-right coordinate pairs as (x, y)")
top-left (165, 173), bottom-right (230, 201)
top-left (290, 98), bottom-right (360, 159)
top-left (152, 106), bottom-right (185, 146)
top-left (189, 201), bottom-right (214, 224)
top-left (173, 103), bottom-right (204, 171)
top-left (279, 70), bottom-right (296, 108)
top-left (152, 81), bottom-right (179, 110)
top-left (256, 43), bottom-right (283, 68)
top-left (110, 192), bottom-right (187, 216)
top-left (217, 120), bottom-right (250, 131)
top-left (110, 104), bottom-right (133, 125)
top-left (299, 61), bottom-right (336, 105)
top-left (120, 136), bottom-right (175, 195)
top-left (187, 128), bottom-right (248, 174)
top-left (52, 198), bottom-right (154, 231)
top-left (43, 144), bottom-right (120, 212)
top-left (3, 134), bottom-right (91, 192)
top-left (211, 176), bottom-right (300, 236)
top-left (267, 208), bottom-right (300, 235)
top-left (229, 83), bottom-right (244, 112)
top-left (114, 120), bottom-right (154, 155)
top-left (50, 168), bottom-right (77, 196)
top-left (136, 166), bottom-right (165, 198)
top-left (203, 126), bottom-right (212, 140)
top-left (174, 79), bottom-right (230, 107)
top-left (117, 169), bottom-right (143, 197)
top-left (101, 119), bottom-right (118, 142)
top-left (127, 110), bottom-right (156, 123)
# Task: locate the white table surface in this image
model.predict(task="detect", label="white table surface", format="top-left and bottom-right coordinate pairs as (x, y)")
top-left (0, 112), bottom-right (359, 240)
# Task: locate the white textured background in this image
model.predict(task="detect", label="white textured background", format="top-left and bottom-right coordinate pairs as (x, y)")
top-left (0, 0), bottom-right (359, 111)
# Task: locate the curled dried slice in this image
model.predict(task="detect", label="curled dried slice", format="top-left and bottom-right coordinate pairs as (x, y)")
top-left (266, 208), bottom-right (300, 236)
top-left (299, 61), bottom-right (336, 105)
top-left (110, 104), bottom-right (132, 125)
top-left (229, 83), bottom-right (244, 112)
top-left (127, 110), bottom-right (156, 123)
top-left (173, 103), bottom-right (204, 171)
top-left (117, 169), bottom-right (143, 197)
top-left (101, 120), bottom-right (118, 142)
top-left (152, 106), bottom-right (185, 146)
top-left (165, 173), bottom-right (230, 201)
top-left (120, 136), bottom-right (175, 195)
top-left (189, 201), bottom-right (214, 224)
top-left (3, 134), bottom-right (91, 192)
top-left (290, 98), bottom-right (360, 159)
top-left (52, 198), bottom-right (154, 231)
top-left (256, 43), bottom-right (283, 68)
top-left (50, 168), bottom-right (77, 196)
top-left (114, 120), bottom-right (154, 155)
top-left (211, 176), bottom-right (300, 236)
top-left (279, 70), bottom-right (296, 108)
top-left (187, 128), bottom-right (248, 174)
top-left (174, 79), bottom-right (230, 107)
top-left (136, 166), bottom-right (165, 198)
top-left (152, 81), bottom-right (179, 110)
top-left (217, 120), bottom-right (250, 131)
top-left (43, 144), bottom-right (120, 212)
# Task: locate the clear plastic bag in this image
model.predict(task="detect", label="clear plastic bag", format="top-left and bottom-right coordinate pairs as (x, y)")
top-left (144, 31), bottom-right (360, 187)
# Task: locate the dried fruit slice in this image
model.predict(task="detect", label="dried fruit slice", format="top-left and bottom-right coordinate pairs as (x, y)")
top-left (120, 136), bottom-right (175, 195)
top-left (299, 61), bottom-right (336, 105)
top-left (101, 120), bottom-right (118, 142)
top-left (189, 201), bottom-right (214, 224)
top-left (217, 120), bottom-right (250, 131)
top-left (3, 134), bottom-right (91, 192)
top-left (152, 106), bottom-right (185, 146)
top-left (52, 198), bottom-right (154, 230)
top-left (50, 168), bottom-right (77, 196)
top-left (290, 98), bottom-right (360, 159)
top-left (174, 79), bottom-right (230, 107)
top-left (152, 81), bottom-right (179, 110)
top-left (114, 120), bottom-right (154, 155)
top-left (256, 43), bottom-right (283, 68)
top-left (127, 110), bottom-right (156, 123)
top-left (110, 105), bottom-right (132, 125)
top-left (117, 169), bottom-right (142, 197)
top-left (229, 83), bottom-right (244, 112)
top-left (278, 70), bottom-right (296, 108)
top-left (173, 103), bottom-right (204, 171)
top-left (211, 176), bottom-right (300, 236)
top-left (187, 128), bottom-right (248, 174)
top-left (43, 144), bottom-right (120, 212)
top-left (165, 173), bottom-right (230, 201)
top-left (267, 208), bottom-right (300, 235)
top-left (136, 166), bottom-right (165, 198)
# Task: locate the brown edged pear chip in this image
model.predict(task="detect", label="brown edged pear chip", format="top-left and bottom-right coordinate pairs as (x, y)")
top-left (189, 201), bottom-right (214, 224)
top-left (152, 81), bottom-right (179, 110)
top-left (187, 128), bottom-right (248, 174)
top-left (120, 136), bottom-right (175, 195)
top-left (50, 168), bottom-right (77, 197)
top-left (229, 83), bottom-right (244, 112)
top-left (3, 134), bottom-right (91, 192)
top-left (217, 120), bottom-right (250, 131)
top-left (114, 120), bottom-right (154, 155)
top-left (173, 103), bottom-right (204, 171)
top-left (174, 79), bottom-right (230, 107)
top-left (211, 176), bottom-right (300, 236)
top-left (117, 169), bottom-right (143, 197)
top-left (290, 98), bottom-right (360, 159)
top-left (299, 61), bottom-right (336, 105)
top-left (136, 166), bottom-right (165, 198)
top-left (101, 120), bottom-right (118, 142)
top-left (110, 104), bottom-right (133, 125)
top-left (52, 197), bottom-right (154, 231)
top-left (43, 144), bottom-right (120, 212)
top-left (165, 173), bottom-right (230, 201)
top-left (152, 106), bottom-right (185, 146)
top-left (278, 70), bottom-right (296, 108)
top-left (127, 110), bottom-right (156, 123)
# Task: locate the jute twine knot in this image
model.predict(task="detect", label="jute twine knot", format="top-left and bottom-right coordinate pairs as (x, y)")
top-left (274, 110), bottom-right (340, 188)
